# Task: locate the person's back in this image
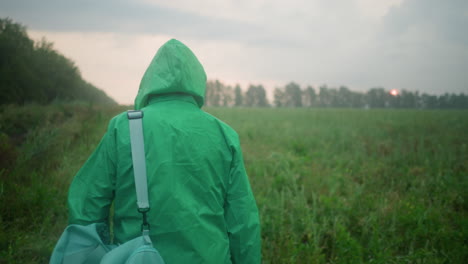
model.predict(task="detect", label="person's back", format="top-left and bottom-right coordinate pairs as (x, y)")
top-left (67, 39), bottom-right (261, 263)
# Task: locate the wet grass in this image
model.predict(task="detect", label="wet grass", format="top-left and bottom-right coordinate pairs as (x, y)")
top-left (208, 108), bottom-right (468, 263)
top-left (1, 106), bottom-right (467, 263)
top-left (0, 102), bottom-right (126, 263)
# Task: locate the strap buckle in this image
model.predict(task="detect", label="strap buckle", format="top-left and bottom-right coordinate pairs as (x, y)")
top-left (138, 207), bottom-right (150, 231)
top-left (127, 110), bottom-right (143, 119)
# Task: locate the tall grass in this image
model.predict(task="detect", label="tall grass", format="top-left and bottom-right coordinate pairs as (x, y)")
top-left (208, 108), bottom-right (468, 263)
top-left (1, 106), bottom-right (466, 263)
top-left (0, 103), bottom-right (126, 263)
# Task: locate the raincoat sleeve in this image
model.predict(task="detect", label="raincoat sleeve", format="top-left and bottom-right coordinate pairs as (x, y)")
top-left (225, 135), bottom-right (261, 264)
top-left (67, 120), bottom-right (117, 225)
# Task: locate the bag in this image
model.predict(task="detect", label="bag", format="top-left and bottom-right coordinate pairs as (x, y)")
top-left (50, 110), bottom-right (165, 264)
top-left (49, 223), bottom-right (165, 264)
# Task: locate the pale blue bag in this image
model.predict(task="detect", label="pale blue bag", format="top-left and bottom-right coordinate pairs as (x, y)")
top-left (50, 111), bottom-right (165, 264)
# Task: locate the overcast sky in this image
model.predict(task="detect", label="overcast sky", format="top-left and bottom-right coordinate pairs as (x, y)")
top-left (2, 0), bottom-right (467, 104)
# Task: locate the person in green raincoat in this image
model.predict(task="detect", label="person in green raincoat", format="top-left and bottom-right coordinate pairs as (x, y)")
top-left (67, 39), bottom-right (261, 263)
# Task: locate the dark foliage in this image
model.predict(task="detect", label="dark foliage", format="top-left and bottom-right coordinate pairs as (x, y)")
top-left (0, 18), bottom-right (116, 105)
top-left (207, 79), bottom-right (468, 109)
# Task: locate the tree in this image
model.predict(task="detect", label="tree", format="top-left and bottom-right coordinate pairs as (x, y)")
top-left (438, 93), bottom-right (452, 108)
top-left (337, 86), bottom-right (352, 107)
top-left (399, 90), bottom-right (419, 108)
top-left (302, 86), bottom-right (316, 107)
top-left (245, 85), bottom-right (269, 107)
top-left (420, 93), bottom-right (438, 108)
top-left (205, 80), bottom-right (222, 106)
top-left (0, 18), bottom-right (115, 105)
top-left (0, 18), bottom-right (36, 104)
top-left (222, 85), bottom-right (233, 106)
top-left (233, 84), bottom-right (243, 107)
top-left (366, 87), bottom-right (388, 108)
top-left (205, 80), bottom-right (236, 107)
top-left (274, 87), bottom-right (285, 107)
top-left (451, 93), bottom-right (468, 109)
top-left (348, 90), bottom-right (365, 108)
top-left (284, 82), bottom-right (302, 107)
top-left (318, 85), bottom-right (332, 107)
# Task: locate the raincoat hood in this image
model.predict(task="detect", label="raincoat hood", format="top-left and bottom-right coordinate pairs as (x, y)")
top-left (134, 39), bottom-right (207, 109)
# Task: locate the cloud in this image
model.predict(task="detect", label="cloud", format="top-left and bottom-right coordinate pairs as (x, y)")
top-left (1, 0), bottom-right (402, 47)
top-left (28, 30), bottom-right (174, 104)
top-left (358, 0), bottom-right (468, 94)
top-left (3, 0), bottom-right (467, 104)
top-left (382, 0), bottom-right (468, 45)
top-left (1, 0), bottom-right (266, 43)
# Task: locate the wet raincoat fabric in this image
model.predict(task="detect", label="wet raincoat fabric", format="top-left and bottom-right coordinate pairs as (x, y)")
top-left (68, 39), bottom-right (261, 263)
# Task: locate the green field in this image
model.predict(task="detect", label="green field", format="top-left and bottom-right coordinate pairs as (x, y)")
top-left (1, 104), bottom-right (467, 263)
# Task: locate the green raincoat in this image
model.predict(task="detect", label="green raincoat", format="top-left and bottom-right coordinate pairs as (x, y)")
top-left (68, 39), bottom-right (261, 263)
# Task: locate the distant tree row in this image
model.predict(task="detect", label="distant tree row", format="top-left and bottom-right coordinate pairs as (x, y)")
top-left (0, 18), bottom-right (116, 105)
top-left (205, 80), bottom-right (468, 109)
top-left (205, 80), bottom-right (269, 107)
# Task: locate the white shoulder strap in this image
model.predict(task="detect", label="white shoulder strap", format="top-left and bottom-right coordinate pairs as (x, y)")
top-left (127, 110), bottom-right (150, 211)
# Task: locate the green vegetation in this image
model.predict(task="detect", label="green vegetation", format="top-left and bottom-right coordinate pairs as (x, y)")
top-left (0, 103), bottom-right (126, 263)
top-left (0, 18), bottom-right (116, 105)
top-left (1, 105), bottom-right (467, 263)
top-left (210, 108), bottom-right (467, 263)
top-left (206, 80), bottom-right (468, 109)
top-left (2, 14), bottom-right (464, 264)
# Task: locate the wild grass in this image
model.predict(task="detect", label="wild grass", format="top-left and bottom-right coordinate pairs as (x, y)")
top-left (0, 102), bottom-right (126, 263)
top-left (208, 108), bottom-right (468, 263)
top-left (1, 106), bottom-right (466, 263)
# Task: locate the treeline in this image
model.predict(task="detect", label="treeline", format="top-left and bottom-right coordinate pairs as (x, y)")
top-left (0, 18), bottom-right (116, 105)
top-left (206, 81), bottom-right (468, 109)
